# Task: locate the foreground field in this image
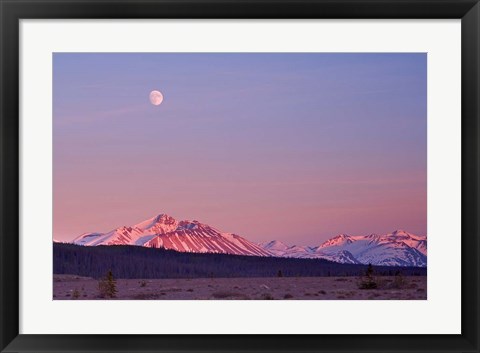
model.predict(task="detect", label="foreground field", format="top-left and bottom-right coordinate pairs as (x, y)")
top-left (53, 275), bottom-right (427, 300)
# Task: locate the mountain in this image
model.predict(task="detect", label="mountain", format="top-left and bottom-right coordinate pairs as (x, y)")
top-left (259, 230), bottom-right (427, 267)
top-left (71, 214), bottom-right (427, 267)
top-left (259, 240), bottom-right (291, 256)
top-left (72, 214), bottom-right (270, 257)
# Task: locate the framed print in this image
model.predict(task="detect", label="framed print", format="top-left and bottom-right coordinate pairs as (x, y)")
top-left (1, 0), bottom-right (479, 352)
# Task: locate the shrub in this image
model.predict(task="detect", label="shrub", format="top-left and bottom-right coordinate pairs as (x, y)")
top-left (72, 289), bottom-right (81, 299)
top-left (260, 293), bottom-right (274, 300)
top-left (391, 271), bottom-right (407, 289)
top-left (98, 270), bottom-right (117, 298)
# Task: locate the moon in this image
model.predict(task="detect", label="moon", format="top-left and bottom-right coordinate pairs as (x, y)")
top-left (149, 90), bottom-right (164, 106)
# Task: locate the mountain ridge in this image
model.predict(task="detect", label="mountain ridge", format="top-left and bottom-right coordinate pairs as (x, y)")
top-left (71, 213), bottom-right (427, 267)
top-left (260, 230), bottom-right (427, 267)
top-left (72, 213), bottom-right (270, 257)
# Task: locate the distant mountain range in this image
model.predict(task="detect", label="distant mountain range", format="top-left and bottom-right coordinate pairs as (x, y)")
top-left (260, 230), bottom-right (427, 267)
top-left (69, 213), bottom-right (427, 267)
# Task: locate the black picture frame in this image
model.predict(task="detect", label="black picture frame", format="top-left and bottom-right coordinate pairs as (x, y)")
top-left (1, 0), bottom-right (479, 352)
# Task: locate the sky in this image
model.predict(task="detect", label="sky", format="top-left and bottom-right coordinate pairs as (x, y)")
top-left (53, 53), bottom-right (427, 245)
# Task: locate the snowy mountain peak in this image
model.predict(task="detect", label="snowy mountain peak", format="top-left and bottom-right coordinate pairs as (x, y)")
top-left (318, 233), bottom-right (354, 248)
top-left (260, 230), bottom-right (427, 267)
top-left (260, 240), bottom-right (289, 251)
top-left (177, 220), bottom-right (203, 231)
top-left (71, 213), bottom-right (270, 257)
top-left (135, 213), bottom-right (177, 228)
top-left (389, 229), bottom-right (423, 239)
top-left (133, 213), bottom-right (178, 235)
top-left (391, 229), bottom-right (410, 236)
top-left (257, 240), bottom-right (290, 256)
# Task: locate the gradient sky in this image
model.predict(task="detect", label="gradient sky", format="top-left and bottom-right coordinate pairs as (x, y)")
top-left (53, 53), bottom-right (427, 245)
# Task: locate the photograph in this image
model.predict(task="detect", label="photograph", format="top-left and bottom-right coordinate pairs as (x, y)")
top-left (53, 52), bottom-right (427, 300)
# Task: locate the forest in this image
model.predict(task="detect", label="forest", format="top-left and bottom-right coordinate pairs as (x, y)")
top-left (53, 243), bottom-right (427, 279)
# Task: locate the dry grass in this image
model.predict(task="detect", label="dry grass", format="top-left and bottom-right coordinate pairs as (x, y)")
top-left (259, 293), bottom-right (274, 300)
top-left (132, 293), bottom-right (165, 300)
top-left (53, 275), bottom-right (427, 300)
top-left (212, 291), bottom-right (251, 300)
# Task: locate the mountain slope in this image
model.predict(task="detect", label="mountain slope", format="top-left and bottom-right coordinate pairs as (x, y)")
top-left (71, 214), bottom-right (427, 267)
top-left (259, 230), bottom-right (427, 267)
top-left (72, 214), bottom-right (270, 257)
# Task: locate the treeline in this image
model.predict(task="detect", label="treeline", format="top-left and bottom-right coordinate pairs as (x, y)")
top-left (53, 243), bottom-right (427, 279)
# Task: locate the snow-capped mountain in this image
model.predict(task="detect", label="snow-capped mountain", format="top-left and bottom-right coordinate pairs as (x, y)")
top-left (260, 230), bottom-right (427, 267)
top-left (72, 214), bottom-right (270, 257)
top-left (71, 214), bottom-right (426, 267)
top-left (259, 240), bottom-right (290, 256)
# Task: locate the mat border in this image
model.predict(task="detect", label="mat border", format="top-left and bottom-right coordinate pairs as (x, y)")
top-left (1, 1), bottom-right (479, 352)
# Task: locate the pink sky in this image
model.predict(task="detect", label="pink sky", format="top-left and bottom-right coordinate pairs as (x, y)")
top-left (53, 53), bottom-right (427, 245)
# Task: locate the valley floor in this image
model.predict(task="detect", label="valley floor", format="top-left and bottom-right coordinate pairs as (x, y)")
top-left (53, 275), bottom-right (427, 300)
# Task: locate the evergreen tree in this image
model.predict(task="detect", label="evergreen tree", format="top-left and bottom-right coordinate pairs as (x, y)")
top-left (359, 263), bottom-right (377, 289)
top-left (98, 270), bottom-right (117, 298)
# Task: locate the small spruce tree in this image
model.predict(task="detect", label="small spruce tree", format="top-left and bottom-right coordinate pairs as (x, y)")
top-left (366, 263), bottom-right (374, 277)
top-left (98, 270), bottom-right (117, 298)
top-left (359, 263), bottom-right (377, 289)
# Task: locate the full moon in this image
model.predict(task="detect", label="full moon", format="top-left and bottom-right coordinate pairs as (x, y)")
top-left (149, 90), bottom-right (164, 106)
